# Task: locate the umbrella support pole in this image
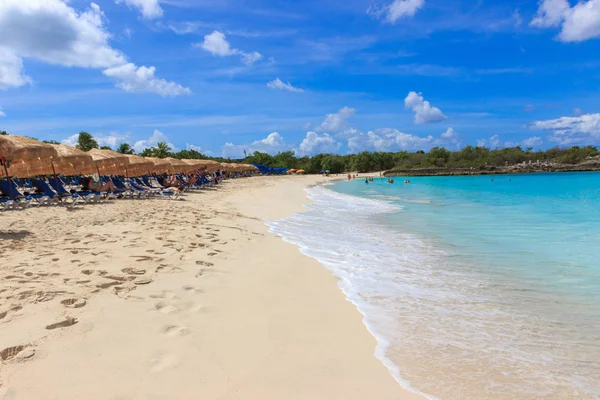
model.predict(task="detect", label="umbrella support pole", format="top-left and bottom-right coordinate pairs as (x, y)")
top-left (2, 162), bottom-right (14, 200)
top-left (51, 162), bottom-right (60, 198)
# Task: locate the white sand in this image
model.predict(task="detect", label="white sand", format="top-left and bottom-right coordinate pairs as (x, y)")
top-left (0, 176), bottom-right (423, 399)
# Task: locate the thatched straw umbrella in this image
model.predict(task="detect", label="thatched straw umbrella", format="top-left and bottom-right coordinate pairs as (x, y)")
top-left (0, 135), bottom-right (59, 178)
top-left (51, 144), bottom-right (96, 176)
top-left (123, 154), bottom-right (154, 177)
top-left (144, 157), bottom-right (171, 175)
top-left (164, 157), bottom-right (194, 174)
top-left (88, 149), bottom-right (130, 176)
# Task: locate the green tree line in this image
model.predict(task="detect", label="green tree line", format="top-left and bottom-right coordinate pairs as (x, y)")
top-left (3, 130), bottom-right (599, 173)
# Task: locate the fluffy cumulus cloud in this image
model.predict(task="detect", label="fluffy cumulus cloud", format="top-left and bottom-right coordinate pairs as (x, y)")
top-left (196, 31), bottom-right (263, 65)
top-left (404, 91), bottom-right (446, 124)
top-left (62, 132), bottom-right (130, 148)
top-left (267, 78), bottom-right (304, 93)
top-left (222, 132), bottom-right (290, 158)
top-left (437, 127), bottom-right (461, 149)
top-left (369, 0), bottom-right (425, 23)
top-left (0, 0), bottom-right (188, 95)
top-left (103, 63), bottom-right (191, 96)
top-left (133, 129), bottom-right (176, 152)
top-left (530, 0), bottom-right (600, 42)
top-left (345, 127), bottom-right (440, 153)
top-left (476, 135), bottom-right (501, 148)
top-left (0, 47), bottom-right (31, 89)
top-left (531, 113), bottom-right (600, 145)
top-left (297, 132), bottom-right (340, 156)
top-left (115, 0), bottom-right (163, 19)
top-left (317, 106), bottom-right (356, 132)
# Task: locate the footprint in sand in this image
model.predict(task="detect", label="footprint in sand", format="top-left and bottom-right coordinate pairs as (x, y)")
top-left (60, 298), bottom-right (86, 308)
top-left (97, 281), bottom-right (120, 289)
top-left (155, 303), bottom-right (179, 314)
top-left (195, 261), bottom-right (214, 267)
top-left (1, 345), bottom-right (27, 361)
top-left (134, 278), bottom-right (153, 285)
top-left (122, 267), bottom-right (146, 275)
top-left (163, 325), bottom-right (190, 337)
top-left (149, 352), bottom-right (178, 373)
top-left (207, 252), bottom-right (218, 257)
top-left (45, 317), bottom-right (78, 330)
top-left (81, 270), bottom-right (94, 275)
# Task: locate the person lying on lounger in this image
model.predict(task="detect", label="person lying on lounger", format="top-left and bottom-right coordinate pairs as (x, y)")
top-left (81, 176), bottom-right (117, 193)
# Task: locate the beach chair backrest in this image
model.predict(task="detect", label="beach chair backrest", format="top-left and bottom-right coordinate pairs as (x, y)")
top-left (34, 179), bottom-right (58, 198)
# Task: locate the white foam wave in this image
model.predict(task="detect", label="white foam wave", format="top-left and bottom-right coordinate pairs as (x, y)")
top-left (267, 184), bottom-right (600, 400)
top-left (268, 186), bottom-right (438, 399)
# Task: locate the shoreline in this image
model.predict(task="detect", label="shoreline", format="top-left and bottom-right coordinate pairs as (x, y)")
top-left (0, 176), bottom-right (422, 399)
top-left (384, 166), bottom-right (600, 177)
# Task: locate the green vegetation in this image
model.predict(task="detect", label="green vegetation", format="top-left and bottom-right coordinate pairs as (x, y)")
top-left (76, 132), bottom-right (99, 151)
top-left (116, 143), bottom-right (135, 154)
top-left (3, 130), bottom-right (599, 173)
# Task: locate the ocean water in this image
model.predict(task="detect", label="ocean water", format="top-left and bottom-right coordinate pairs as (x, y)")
top-left (268, 173), bottom-right (600, 400)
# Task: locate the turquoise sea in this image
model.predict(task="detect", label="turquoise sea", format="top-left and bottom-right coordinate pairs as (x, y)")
top-left (269, 173), bottom-right (600, 399)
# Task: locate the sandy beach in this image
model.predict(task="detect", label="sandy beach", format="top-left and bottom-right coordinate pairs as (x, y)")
top-left (0, 175), bottom-right (422, 400)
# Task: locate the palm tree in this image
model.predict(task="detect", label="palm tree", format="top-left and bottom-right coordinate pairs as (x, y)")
top-left (76, 131), bottom-right (98, 151)
top-left (154, 142), bottom-right (171, 158)
top-left (117, 143), bottom-right (135, 154)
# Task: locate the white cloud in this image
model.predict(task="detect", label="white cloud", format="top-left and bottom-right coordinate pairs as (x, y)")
top-left (198, 31), bottom-right (237, 56)
top-left (530, 0), bottom-right (600, 42)
top-left (196, 30), bottom-right (263, 65)
top-left (476, 135), bottom-right (501, 148)
top-left (513, 9), bottom-right (523, 28)
top-left (222, 132), bottom-right (291, 158)
top-left (573, 107), bottom-right (584, 116)
top-left (61, 132), bottom-right (130, 149)
top-left (266, 78), bottom-right (304, 93)
top-left (124, 27), bottom-right (133, 39)
top-left (241, 51), bottom-right (263, 65)
top-left (317, 106), bottom-right (356, 132)
top-left (369, 0), bottom-right (424, 23)
top-left (0, 107), bottom-right (5, 117)
top-left (436, 127), bottom-right (461, 149)
top-left (531, 113), bottom-right (600, 145)
top-left (0, 47), bottom-right (31, 89)
top-left (530, 0), bottom-right (570, 28)
top-left (297, 132), bottom-right (340, 156)
top-left (345, 127), bottom-right (436, 153)
top-left (102, 63), bottom-right (191, 96)
top-left (0, 0), bottom-right (186, 95)
top-left (133, 129), bottom-right (176, 152)
top-left (404, 91), bottom-right (446, 124)
top-left (166, 21), bottom-right (206, 35)
top-left (115, 0), bottom-right (162, 19)
top-left (186, 144), bottom-right (213, 155)
top-left (521, 136), bottom-right (544, 148)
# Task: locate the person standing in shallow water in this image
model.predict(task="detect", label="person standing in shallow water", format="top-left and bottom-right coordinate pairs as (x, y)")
top-left (365, 178), bottom-right (369, 185)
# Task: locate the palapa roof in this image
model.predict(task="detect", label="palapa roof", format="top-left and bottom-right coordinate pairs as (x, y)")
top-left (0, 135), bottom-right (59, 178)
top-left (51, 144), bottom-right (95, 176)
top-left (164, 157), bottom-right (197, 173)
top-left (144, 157), bottom-right (171, 174)
top-left (88, 149), bottom-right (130, 176)
top-left (123, 154), bottom-right (154, 177)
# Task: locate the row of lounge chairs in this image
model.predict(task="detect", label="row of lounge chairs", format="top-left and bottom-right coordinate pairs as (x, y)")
top-left (0, 173), bottom-right (218, 210)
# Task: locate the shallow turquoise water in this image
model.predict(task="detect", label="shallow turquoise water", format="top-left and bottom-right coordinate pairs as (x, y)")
top-left (270, 173), bottom-right (600, 399)
top-left (333, 173), bottom-right (600, 301)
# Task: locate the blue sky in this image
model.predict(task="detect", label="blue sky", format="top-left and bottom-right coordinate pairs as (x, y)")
top-left (1, 0), bottom-right (600, 157)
